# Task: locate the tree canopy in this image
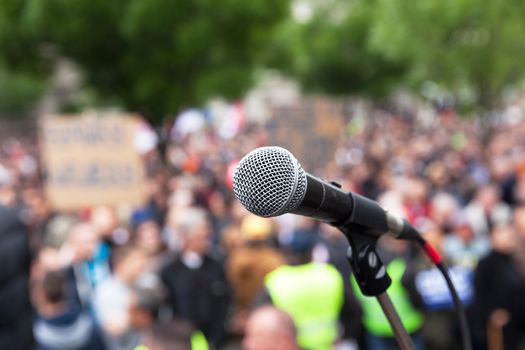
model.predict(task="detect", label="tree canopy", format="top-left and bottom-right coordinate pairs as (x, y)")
top-left (0, 0), bottom-right (50, 114)
top-left (1, 0), bottom-right (525, 119)
top-left (282, 0), bottom-right (525, 111)
top-left (1, 0), bottom-right (290, 120)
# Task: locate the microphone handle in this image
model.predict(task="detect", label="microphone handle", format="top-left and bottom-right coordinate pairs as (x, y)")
top-left (291, 174), bottom-right (353, 224)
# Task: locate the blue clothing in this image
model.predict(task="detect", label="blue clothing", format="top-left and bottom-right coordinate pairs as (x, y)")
top-left (366, 332), bottom-right (425, 350)
top-left (84, 242), bottom-right (112, 288)
top-left (443, 234), bottom-right (490, 269)
top-left (34, 306), bottom-right (106, 350)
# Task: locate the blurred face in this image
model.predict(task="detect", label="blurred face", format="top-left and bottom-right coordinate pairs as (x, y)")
top-left (243, 321), bottom-right (276, 350)
top-left (427, 162), bottom-right (450, 187)
top-left (243, 310), bottom-right (296, 350)
top-left (185, 222), bottom-right (211, 255)
top-left (118, 251), bottom-right (147, 282)
top-left (406, 178), bottom-right (428, 202)
top-left (208, 191), bottom-right (227, 216)
top-left (455, 224), bottom-right (474, 243)
top-left (491, 225), bottom-right (517, 254)
top-left (91, 206), bottom-right (117, 238)
top-left (221, 226), bottom-right (244, 253)
top-left (478, 186), bottom-right (499, 210)
top-left (430, 196), bottom-right (458, 227)
top-left (69, 224), bottom-right (98, 262)
top-left (0, 185), bottom-right (16, 206)
top-left (136, 221), bottom-right (162, 255)
top-left (231, 201), bottom-right (249, 223)
top-left (22, 188), bottom-right (48, 222)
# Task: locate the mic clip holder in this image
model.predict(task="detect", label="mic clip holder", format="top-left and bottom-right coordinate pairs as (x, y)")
top-left (342, 229), bottom-right (391, 296)
top-left (335, 196), bottom-right (416, 350)
top-left (336, 191), bottom-right (393, 296)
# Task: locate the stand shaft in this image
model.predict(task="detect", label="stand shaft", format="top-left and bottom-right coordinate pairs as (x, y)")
top-left (377, 292), bottom-right (416, 350)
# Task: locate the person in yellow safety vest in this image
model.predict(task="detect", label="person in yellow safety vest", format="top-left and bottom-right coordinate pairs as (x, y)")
top-left (352, 238), bottom-right (426, 350)
top-left (261, 230), bottom-right (346, 350)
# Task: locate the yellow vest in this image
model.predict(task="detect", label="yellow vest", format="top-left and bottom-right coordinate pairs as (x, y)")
top-left (265, 262), bottom-right (344, 350)
top-left (134, 330), bottom-right (209, 350)
top-left (190, 330), bottom-right (209, 350)
top-left (352, 258), bottom-right (424, 337)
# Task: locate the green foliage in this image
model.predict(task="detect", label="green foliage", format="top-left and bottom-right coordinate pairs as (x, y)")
top-left (368, 0), bottom-right (525, 109)
top-left (2, 0), bottom-right (524, 118)
top-left (273, 0), bottom-right (407, 98)
top-left (26, 0), bottom-right (290, 120)
top-left (281, 0), bottom-right (525, 111)
top-left (0, 0), bottom-right (51, 116)
top-left (0, 67), bottom-right (46, 114)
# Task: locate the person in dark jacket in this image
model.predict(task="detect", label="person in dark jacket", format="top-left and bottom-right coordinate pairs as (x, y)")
top-left (0, 204), bottom-right (33, 350)
top-left (160, 206), bottom-right (230, 349)
top-left (470, 223), bottom-right (525, 350)
top-left (129, 273), bottom-right (205, 350)
top-left (32, 270), bottom-right (106, 350)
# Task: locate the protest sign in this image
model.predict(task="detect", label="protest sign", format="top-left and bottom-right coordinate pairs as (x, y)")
top-left (41, 113), bottom-right (146, 210)
top-left (415, 265), bottom-right (474, 310)
top-left (270, 97), bottom-right (345, 170)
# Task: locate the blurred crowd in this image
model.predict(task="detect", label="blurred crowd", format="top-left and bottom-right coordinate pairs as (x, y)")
top-left (1, 103), bottom-right (525, 350)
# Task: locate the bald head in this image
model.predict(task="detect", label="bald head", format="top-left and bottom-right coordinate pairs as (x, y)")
top-left (243, 306), bottom-right (299, 350)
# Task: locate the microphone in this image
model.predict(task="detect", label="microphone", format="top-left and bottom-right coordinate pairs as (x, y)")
top-left (233, 146), bottom-right (421, 241)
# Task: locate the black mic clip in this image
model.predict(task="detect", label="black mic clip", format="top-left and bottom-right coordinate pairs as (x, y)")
top-left (335, 192), bottom-right (392, 296)
top-left (342, 229), bottom-right (392, 296)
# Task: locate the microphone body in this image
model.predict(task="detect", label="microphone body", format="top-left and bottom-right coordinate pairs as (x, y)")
top-left (291, 173), bottom-right (352, 222)
top-left (233, 146), bottom-right (419, 241)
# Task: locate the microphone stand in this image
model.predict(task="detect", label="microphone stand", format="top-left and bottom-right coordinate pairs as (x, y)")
top-left (339, 228), bottom-right (416, 350)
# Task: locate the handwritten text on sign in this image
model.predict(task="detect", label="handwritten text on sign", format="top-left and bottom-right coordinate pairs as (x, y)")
top-left (41, 114), bottom-right (146, 210)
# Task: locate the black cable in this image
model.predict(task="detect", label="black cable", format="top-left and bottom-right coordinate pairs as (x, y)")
top-left (410, 232), bottom-right (472, 350)
top-left (434, 262), bottom-right (472, 350)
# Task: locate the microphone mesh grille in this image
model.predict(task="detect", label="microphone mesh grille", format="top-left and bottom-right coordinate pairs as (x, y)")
top-left (233, 147), bottom-right (307, 217)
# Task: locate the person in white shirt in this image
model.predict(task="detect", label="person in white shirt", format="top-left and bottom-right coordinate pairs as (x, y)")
top-left (93, 246), bottom-right (147, 350)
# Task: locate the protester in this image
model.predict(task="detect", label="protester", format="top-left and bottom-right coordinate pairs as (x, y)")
top-left (242, 305), bottom-right (300, 350)
top-left (91, 205), bottom-right (127, 248)
top-left (463, 184), bottom-right (512, 237)
top-left (32, 270), bottom-right (106, 350)
top-left (131, 214), bottom-right (170, 273)
top-left (129, 273), bottom-right (208, 350)
top-left (160, 206), bottom-right (231, 348)
top-left (260, 230), bottom-right (346, 350)
top-left (470, 224), bottom-right (525, 350)
top-left (0, 204), bottom-right (33, 349)
top-left (65, 222), bottom-right (111, 307)
top-left (2, 98), bottom-right (525, 350)
top-left (412, 221), bottom-right (472, 350)
top-left (442, 212), bottom-right (491, 269)
top-left (313, 223), bottom-right (364, 347)
top-left (93, 246), bottom-right (147, 350)
top-left (225, 214), bottom-right (285, 336)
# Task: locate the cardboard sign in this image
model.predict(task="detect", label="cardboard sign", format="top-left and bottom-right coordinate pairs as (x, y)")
top-left (41, 113), bottom-right (147, 210)
top-left (270, 97), bottom-right (345, 170)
